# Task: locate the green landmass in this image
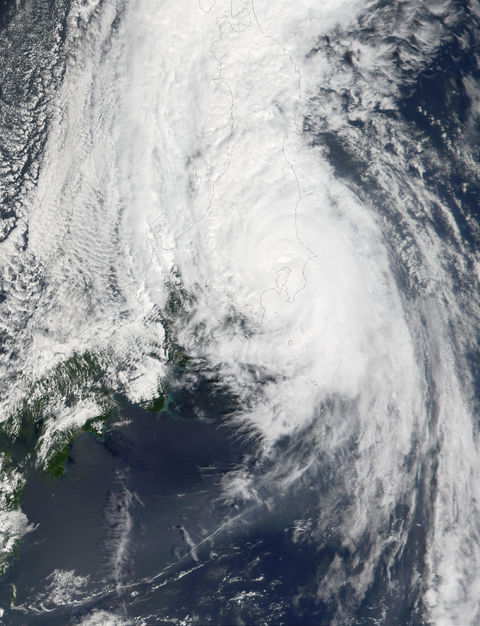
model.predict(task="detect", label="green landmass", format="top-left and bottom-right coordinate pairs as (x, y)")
top-left (0, 278), bottom-right (195, 577)
top-left (42, 411), bottom-right (113, 479)
top-left (0, 451), bottom-right (25, 511)
top-left (142, 393), bottom-right (167, 413)
top-left (0, 350), bottom-right (119, 576)
top-left (0, 350), bottom-right (116, 476)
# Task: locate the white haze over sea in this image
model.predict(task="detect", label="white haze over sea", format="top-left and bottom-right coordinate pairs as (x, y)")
top-left (2, 0), bottom-right (480, 623)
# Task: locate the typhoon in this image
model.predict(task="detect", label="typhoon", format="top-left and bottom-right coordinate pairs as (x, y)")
top-left (1, 0), bottom-right (480, 624)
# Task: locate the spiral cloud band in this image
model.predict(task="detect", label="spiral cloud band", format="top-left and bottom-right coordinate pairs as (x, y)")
top-left (1, 0), bottom-right (480, 623)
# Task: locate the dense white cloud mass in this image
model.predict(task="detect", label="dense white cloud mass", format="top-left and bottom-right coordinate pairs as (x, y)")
top-left (1, 0), bottom-right (480, 623)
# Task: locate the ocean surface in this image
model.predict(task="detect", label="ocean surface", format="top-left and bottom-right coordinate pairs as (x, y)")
top-left (1, 0), bottom-right (480, 624)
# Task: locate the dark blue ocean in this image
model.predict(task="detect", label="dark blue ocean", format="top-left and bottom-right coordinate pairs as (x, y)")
top-left (1, 0), bottom-right (480, 624)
